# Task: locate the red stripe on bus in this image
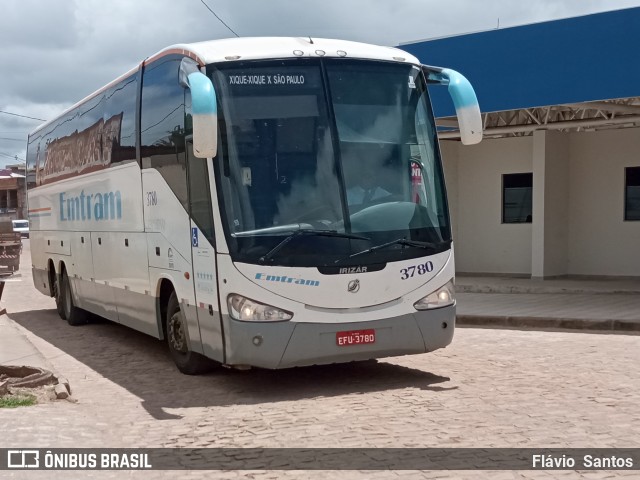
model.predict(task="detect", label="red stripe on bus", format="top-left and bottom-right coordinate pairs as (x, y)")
top-left (144, 48), bottom-right (204, 67)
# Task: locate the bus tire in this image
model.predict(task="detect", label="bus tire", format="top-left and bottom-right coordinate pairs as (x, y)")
top-left (166, 291), bottom-right (214, 375)
top-left (60, 269), bottom-right (88, 326)
top-left (53, 271), bottom-right (67, 320)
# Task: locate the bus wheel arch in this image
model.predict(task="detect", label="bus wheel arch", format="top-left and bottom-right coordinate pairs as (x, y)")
top-left (157, 279), bottom-right (214, 375)
top-left (58, 263), bottom-right (88, 326)
top-left (156, 278), bottom-right (176, 341)
top-left (49, 259), bottom-right (66, 320)
top-left (47, 259), bottom-right (56, 297)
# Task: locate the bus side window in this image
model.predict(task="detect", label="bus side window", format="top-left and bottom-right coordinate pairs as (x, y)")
top-left (140, 56), bottom-right (189, 212)
top-left (38, 110), bottom-right (79, 186)
top-left (185, 91), bottom-right (216, 244)
top-left (104, 76), bottom-right (137, 165)
top-left (26, 136), bottom-right (39, 189)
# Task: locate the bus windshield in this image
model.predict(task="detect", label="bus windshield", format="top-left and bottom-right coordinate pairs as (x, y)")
top-left (211, 59), bottom-right (450, 267)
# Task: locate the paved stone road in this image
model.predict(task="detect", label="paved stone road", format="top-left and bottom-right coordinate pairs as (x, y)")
top-left (1, 242), bottom-right (639, 479)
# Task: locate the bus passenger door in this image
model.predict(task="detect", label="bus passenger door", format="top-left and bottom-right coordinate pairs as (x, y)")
top-left (186, 138), bottom-right (224, 362)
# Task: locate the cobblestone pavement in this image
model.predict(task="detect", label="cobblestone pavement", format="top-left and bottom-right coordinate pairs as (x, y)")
top-left (1, 242), bottom-right (639, 479)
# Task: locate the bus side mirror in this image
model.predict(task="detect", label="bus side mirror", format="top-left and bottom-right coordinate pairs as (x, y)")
top-left (180, 58), bottom-right (218, 158)
top-left (423, 66), bottom-right (482, 145)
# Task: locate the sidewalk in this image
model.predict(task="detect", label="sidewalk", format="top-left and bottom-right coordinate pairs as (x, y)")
top-left (0, 267), bottom-right (56, 372)
top-left (455, 275), bottom-right (640, 333)
top-left (0, 312), bottom-right (52, 370)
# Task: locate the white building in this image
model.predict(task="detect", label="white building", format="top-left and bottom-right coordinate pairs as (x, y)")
top-left (401, 7), bottom-right (640, 278)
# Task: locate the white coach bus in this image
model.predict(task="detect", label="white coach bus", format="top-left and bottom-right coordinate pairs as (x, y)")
top-left (27, 37), bottom-right (481, 374)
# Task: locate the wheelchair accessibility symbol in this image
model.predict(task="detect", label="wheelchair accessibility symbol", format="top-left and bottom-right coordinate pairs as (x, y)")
top-left (191, 227), bottom-right (198, 247)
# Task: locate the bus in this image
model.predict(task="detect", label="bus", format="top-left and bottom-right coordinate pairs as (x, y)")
top-left (27, 37), bottom-right (482, 374)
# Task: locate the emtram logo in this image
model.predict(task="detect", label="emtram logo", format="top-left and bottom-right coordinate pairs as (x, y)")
top-left (7, 450), bottom-right (40, 468)
top-left (59, 190), bottom-right (122, 222)
top-left (254, 272), bottom-right (320, 287)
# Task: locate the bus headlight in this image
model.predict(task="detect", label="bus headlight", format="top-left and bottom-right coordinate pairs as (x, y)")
top-left (413, 280), bottom-right (455, 310)
top-left (227, 294), bottom-right (293, 322)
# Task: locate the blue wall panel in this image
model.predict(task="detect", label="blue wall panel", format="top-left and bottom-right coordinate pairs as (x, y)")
top-left (400, 8), bottom-right (640, 117)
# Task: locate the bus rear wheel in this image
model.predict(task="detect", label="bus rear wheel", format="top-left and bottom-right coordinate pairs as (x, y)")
top-left (53, 271), bottom-right (66, 320)
top-left (166, 292), bottom-right (214, 375)
top-left (60, 269), bottom-right (88, 326)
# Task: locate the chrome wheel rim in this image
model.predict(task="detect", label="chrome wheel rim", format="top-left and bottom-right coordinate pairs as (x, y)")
top-left (168, 312), bottom-right (187, 353)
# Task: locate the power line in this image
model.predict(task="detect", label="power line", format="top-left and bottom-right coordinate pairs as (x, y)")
top-left (0, 110), bottom-right (46, 122)
top-left (199, 0), bottom-right (239, 37)
top-left (0, 152), bottom-right (26, 162)
top-left (0, 137), bottom-right (26, 142)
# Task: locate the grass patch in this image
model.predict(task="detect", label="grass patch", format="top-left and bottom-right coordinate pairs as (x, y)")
top-left (0, 394), bottom-right (37, 408)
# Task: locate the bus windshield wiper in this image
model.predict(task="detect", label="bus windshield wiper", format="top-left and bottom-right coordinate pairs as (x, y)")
top-left (259, 229), bottom-right (370, 264)
top-left (343, 238), bottom-right (446, 262)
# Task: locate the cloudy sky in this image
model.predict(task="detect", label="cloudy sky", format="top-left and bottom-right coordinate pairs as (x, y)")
top-left (2, 0), bottom-right (639, 167)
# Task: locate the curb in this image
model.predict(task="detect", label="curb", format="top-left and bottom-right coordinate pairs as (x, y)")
top-left (456, 285), bottom-right (640, 295)
top-left (456, 315), bottom-right (640, 333)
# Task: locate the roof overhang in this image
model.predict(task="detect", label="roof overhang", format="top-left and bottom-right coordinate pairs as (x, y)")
top-left (437, 97), bottom-right (640, 139)
top-left (399, 7), bottom-right (640, 139)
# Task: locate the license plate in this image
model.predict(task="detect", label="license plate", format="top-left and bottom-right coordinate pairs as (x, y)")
top-left (336, 329), bottom-right (376, 346)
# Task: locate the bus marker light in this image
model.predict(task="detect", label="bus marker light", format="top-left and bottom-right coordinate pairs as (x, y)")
top-left (184, 272), bottom-right (190, 280)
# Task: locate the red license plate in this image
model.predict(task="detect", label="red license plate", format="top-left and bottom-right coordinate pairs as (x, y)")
top-left (336, 329), bottom-right (376, 347)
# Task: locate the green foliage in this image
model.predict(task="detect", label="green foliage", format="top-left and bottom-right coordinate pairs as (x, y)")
top-left (0, 394), bottom-right (37, 408)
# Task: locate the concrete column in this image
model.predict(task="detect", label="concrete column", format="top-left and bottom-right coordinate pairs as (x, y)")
top-left (531, 130), bottom-right (570, 278)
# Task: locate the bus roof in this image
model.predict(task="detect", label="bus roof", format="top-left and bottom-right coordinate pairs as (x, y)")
top-left (30, 37), bottom-right (419, 138)
top-left (161, 37), bottom-right (420, 65)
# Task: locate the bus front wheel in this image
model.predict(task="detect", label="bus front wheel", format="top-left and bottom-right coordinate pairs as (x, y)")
top-left (166, 291), bottom-right (214, 375)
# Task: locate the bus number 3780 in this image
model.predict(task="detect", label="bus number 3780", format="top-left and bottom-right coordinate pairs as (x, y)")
top-left (400, 261), bottom-right (434, 280)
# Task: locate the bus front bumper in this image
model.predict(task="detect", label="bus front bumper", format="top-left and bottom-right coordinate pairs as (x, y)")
top-left (221, 305), bottom-right (455, 369)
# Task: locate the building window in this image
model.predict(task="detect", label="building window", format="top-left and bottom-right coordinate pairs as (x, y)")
top-left (625, 167), bottom-right (640, 221)
top-left (502, 173), bottom-right (533, 224)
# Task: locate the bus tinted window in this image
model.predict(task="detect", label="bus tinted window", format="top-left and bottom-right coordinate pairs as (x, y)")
top-left (26, 134), bottom-right (39, 190)
top-left (37, 110), bottom-right (79, 185)
top-left (32, 73), bottom-right (138, 186)
top-left (105, 76), bottom-right (137, 164)
top-left (141, 57), bottom-right (188, 211)
top-left (212, 62), bottom-right (342, 233)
